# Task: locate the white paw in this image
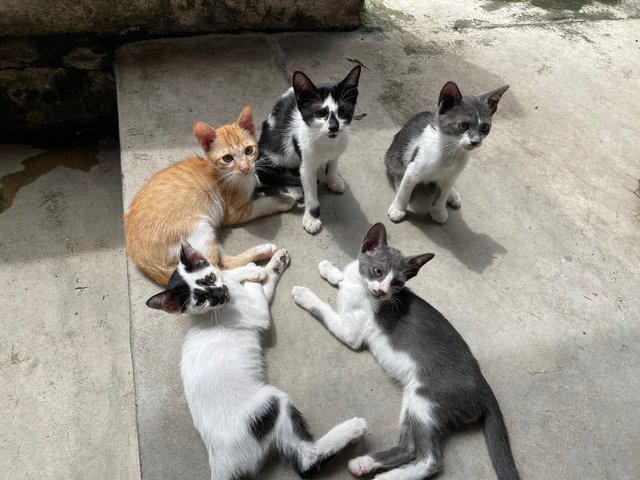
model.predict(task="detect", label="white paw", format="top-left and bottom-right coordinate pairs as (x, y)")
top-left (318, 260), bottom-right (336, 279)
top-left (447, 189), bottom-right (461, 208)
top-left (285, 186), bottom-right (304, 201)
top-left (267, 249), bottom-right (290, 274)
top-left (327, 174), bottom-right (346, 193)
top-left (277, 192), bottom-right (298, 211)
top-left (346, 417), bottom-right (368, 443)
top-left (348, 454), bottom-right (377, 477)
top-left (430, 207), bottom-right (448, 224)
top-left (256, 243), bottom-right (277, 259)
top-left (244, 264), bottom-right (266, 282)
top-left (292, 286), bottom-right (318, 310)
top-left (387, 205), bottom-right (406, 223)
top-left (302, 213), bottom-right (322, 234)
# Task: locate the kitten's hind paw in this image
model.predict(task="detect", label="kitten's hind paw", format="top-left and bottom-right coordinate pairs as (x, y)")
top-left (276, 193), bottom-right (297, 212)
top-left (327, 174), bottom-right (346, 194)
top-left (292, 286), bottom-right (319, 311)
top-left (447, 188), bottom-right (461, 208)
top-left (302, 213), bottom-right (322, 234)
top-left (430, 207), bottom-right (448, 224)
top-left (348, 455), bottom-right (378, 477)
top-left (256, 243), bottom-right (277, 260)
top-left (267, 249), bottom-right (290, 275)
top-left (387, 205), bottom-right (406, 223)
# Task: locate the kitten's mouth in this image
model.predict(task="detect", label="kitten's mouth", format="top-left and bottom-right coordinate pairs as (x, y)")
top-left (464, 144), bottom-right (480, 151)
top-left (328, 133), bottom-right (338, 139)
top-left (370, 290), bottom-right (391, 301)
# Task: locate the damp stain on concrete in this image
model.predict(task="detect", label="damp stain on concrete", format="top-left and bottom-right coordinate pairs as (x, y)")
top-left (489, 0), bottom-right (621, 10)
top-left (0, 146), bottom-right (98, 213)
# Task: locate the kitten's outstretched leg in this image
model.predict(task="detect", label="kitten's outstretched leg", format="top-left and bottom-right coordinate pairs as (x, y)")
top-left (387, 170), bottom-right (421, 223)
top-left (219, 243), bottom-right (278, 269)
top-left (318, 260), bottom-right (343, 286)
top-left (300, 164), bottom-right (322, 234)
top-left (262, 249), bottom-right (290, 303)
top-left (223, 263), bottom-right (265, 283)
top-left (326, 158), bottom-right (346, 193)
top-left (292, 286), bottom-right (364, 350)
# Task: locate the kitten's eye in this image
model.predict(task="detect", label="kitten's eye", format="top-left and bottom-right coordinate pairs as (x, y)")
top-left (208, 274), bottom-right (217, 285)
top-left (373, 267), bottom-right (382, 277)
top-left (338, 107), bottom-right (346, 117)
top-left (195, 298), bottom-right (206, 307)
top-left (458, 122), bottom-right (469, 132)
top-left (314, 109), bottom-right (327, 118)
top-left (244, 146), bottom-right (254, 155)
top-left (480, 124), bottom-right (491, 134)
top-left (393, 280), bottom-right (405, 289)
top-left (222, 154), bottom-right (234, 163)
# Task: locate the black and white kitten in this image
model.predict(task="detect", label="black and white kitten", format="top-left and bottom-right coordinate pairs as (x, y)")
top-left (385, 81), bottom-right (509, 224)
top-left (147, 238), bottom-right (368, 480)
top-left (256, 66), bottom-right (361, 234)
top-left (292, 224), bottom-right (520, 480)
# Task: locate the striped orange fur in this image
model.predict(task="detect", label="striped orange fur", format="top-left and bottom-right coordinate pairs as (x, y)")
top-left (123, 106), bottom-right (296, 286)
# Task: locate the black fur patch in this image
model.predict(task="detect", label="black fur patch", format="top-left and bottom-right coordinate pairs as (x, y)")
top-left (310, 206), bottom-right (320, 218)
top-left (409, 146), bottom-right (420, 163)
top-left (289, 403), bottom-right (313, 441)
top-left (292, 135), bottom-right (302, 159)
top-left (249, 396), bottom-right (280, 441)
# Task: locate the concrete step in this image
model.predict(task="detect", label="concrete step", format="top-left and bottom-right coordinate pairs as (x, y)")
top-left (115, 8), bottom-right (640, 480)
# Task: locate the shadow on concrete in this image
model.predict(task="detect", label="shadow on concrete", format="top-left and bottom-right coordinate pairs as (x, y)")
top-left (405, 182), bottom-right (507, 273)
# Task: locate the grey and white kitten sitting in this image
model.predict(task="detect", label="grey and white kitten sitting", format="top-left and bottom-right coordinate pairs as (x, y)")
top-left (147, 238), bottom-right (368, 480)
top-left (256, 66), bottom-right (361, 234)
top-left (386, 81), bottom-right (509, 224)
top-left (292, 224), bottom-right (520, 480)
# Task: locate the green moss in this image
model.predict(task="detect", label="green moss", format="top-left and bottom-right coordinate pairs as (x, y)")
top-left (361, 0), bottom-right (414, 31)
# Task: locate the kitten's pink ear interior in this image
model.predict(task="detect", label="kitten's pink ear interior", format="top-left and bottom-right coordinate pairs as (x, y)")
top-left (361, 223), bottom-right (387, 253)
top-left (438, 81), bottom-right (463, 114)
top-left (146, 291), bottom-right (180, 313)
top-left (180, 236), bottom-right (207, 269)
top-left (406, 253), bottom-right (435, 279)
top-left (339, 65), bottom-right (361, 90)
top-left (292, 71), bottom-right (318, 105)
top-left (483, 85), bottom-right (510, 114)
top-left (193, 121), bottom-right (217, 152)
top-left (236, 105), bottom-right (255, 135)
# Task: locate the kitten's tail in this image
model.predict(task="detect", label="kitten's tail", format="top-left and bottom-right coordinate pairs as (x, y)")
top-left (482, 395), bottom-right (520, 480)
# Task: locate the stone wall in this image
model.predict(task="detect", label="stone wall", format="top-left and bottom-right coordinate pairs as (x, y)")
top-left (0, 0), bottom-right (363, 142)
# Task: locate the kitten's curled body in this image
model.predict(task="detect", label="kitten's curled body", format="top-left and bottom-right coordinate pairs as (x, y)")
top-left (293, 224), bottom-right (520, 480)
top-left (147, 240), bottom-right (368, 480)
top-left (124, 106), bottom-right (296, 286)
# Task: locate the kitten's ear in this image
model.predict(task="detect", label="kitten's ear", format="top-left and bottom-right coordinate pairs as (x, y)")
top-left (292, 71), bottom-right (319, 106)
top-left (361, 223), bottom-right (388, 254)
top-left (146, 290), bottom-right (181, 313)
top-left (481, 85), bottom-right (510, 114)
top-left (193, 121), bottom-right (217, 152)
top-left (236, 104), bottom-right (255, 136)
top-left (438, 81), bottom-right (463, 114)
top-left (179, 236), bottom-right (208, 271)
top-left (405, 253), bottom-right (435, 280)
top-left (338, 65), bottom-right (361, 91)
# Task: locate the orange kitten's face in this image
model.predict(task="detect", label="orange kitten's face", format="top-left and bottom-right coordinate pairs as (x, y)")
top-left (207, 125), bottom-right (257, 176)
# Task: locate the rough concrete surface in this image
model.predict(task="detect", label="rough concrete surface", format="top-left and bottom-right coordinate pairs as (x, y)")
top-left (116, 1), bottom-right (640, 479)
top-left (0, 141), bottom-right (140, 479)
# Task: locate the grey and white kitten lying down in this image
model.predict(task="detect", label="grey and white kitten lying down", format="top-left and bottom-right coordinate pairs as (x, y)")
top-left (386, 81), bottom-right (509, 224)
top-left (147, 238), bottom-right (368, 480)
top-left (292, 224), bottom-right (520, 480)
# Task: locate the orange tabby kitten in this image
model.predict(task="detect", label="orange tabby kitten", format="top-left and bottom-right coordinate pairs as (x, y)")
top-left (124, 105), bottom-right (296, 286)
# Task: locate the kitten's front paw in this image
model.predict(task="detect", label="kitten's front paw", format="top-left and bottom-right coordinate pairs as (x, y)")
top-left (430, 207), bottom-right (448, 224)
top-left (327, 174), bottom-right (346, 194)
top-left (447, 188), bottom-right (461, 208)
top-left (346, 417), bottom-right (368, 443)
top-left (302, 213), bottom-right (322, 234)
top-left (243, 264), bottom-right (266, 282)
top-left (285, 186), bottom-right (304, 201)
top-left (256, 243), bottom-right (277, 260)
top-left (348, 455), bottom-right (377, 477)
top-left (267, 249), bottom-right (290, 275)
top-left (387, 205), bottom-right (406, 223)
top-left (277, 193), bottom-right (297, 212)
top-left (292, 286), bottom-right (318, 311)
top-left (318, 260), bottom-right (336, 280)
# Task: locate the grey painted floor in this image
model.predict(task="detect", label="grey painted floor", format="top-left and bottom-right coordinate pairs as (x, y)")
top-left (2, 0), bottom-right (639, 479)
top-left (116, 1), bottom-right (640, 479)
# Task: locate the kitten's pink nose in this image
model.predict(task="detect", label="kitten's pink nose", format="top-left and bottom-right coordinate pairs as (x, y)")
top-left (373, 286), bottom-right (388, 297)
top-left (240, 164), bottom-right (250, 174)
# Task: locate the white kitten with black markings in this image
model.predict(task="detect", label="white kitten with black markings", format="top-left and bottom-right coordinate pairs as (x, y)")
top-left (147, 238), bottom-right (368, 480)
top-left (385, 81), bottom-right (509, 224)
top-left (256, 66), bottom-right (362, 234)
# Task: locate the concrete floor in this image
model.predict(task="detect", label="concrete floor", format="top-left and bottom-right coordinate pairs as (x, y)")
top-left (116, 1), bottom-right (640, 479)
top-left (0, 140), bottom-right (140, 479)
top-left (3, 0), bottom-right (639, 479)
